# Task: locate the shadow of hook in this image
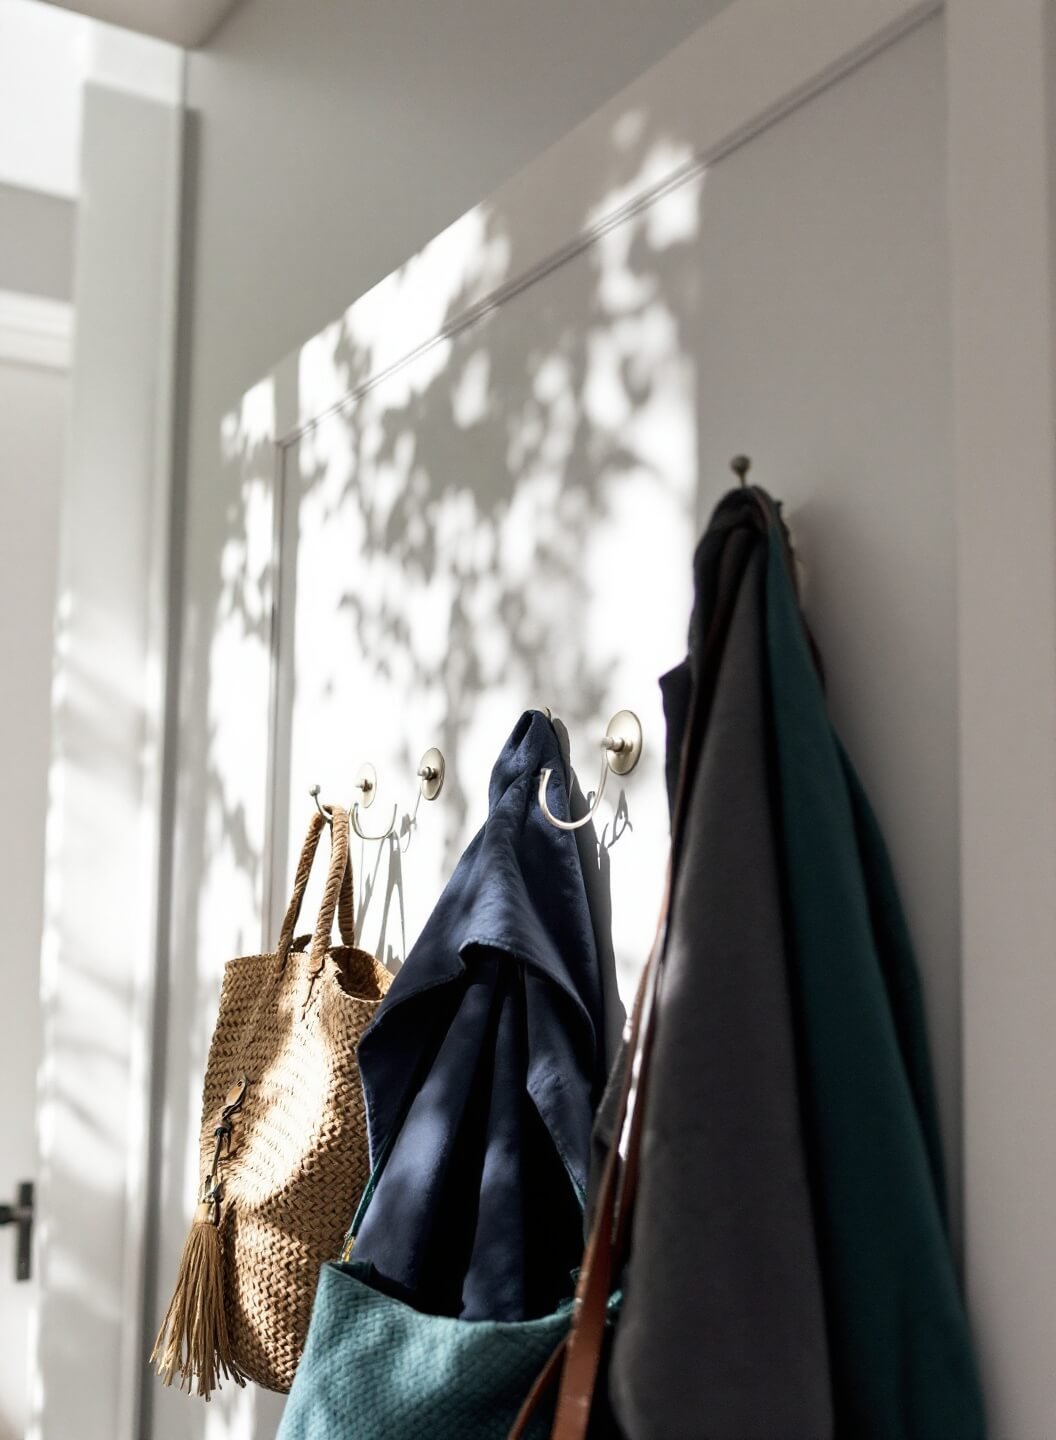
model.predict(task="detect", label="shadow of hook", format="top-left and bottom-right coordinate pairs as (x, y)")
top-left (600, 789), bottom-right (633, 851)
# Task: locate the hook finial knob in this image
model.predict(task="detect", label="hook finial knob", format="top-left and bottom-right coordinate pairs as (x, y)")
top-left (417, 748), bottom-right (446, 801)
top-left (352, 763), bottom-right (378, 807)
top-left (310, 784), bottom-right (332, 823)
top-left (730, 454), bottom-right (752, 487)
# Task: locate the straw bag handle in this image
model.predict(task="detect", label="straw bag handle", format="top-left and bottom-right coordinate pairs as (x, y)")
top-left (275, 806), bottom-right (357, 968)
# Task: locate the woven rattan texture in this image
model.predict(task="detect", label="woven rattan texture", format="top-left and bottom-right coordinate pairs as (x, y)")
top-left (198, 808), bottom-right (391, 1392)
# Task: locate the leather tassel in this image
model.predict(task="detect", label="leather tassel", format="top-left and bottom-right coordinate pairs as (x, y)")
top-left (151, 1197), bottom-right (245, 1399)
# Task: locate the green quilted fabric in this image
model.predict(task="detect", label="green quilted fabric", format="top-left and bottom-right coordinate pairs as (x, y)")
top-left (277, 1261), bottom-right (568, 1439)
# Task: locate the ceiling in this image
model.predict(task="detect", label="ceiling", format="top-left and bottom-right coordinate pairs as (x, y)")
top-left (39, 0), bottom-right (242, 48)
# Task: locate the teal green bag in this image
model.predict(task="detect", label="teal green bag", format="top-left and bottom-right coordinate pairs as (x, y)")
top-left (274, 1058), bottom-right (586, 1440)
top-left (276, 1258), bottom-right (571, 1440)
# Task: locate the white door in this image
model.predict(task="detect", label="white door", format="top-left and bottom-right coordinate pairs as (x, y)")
top-left (158, 6), bottom-right (1050, 1438)
top-left (270, 13), bottom-right (958, 1161)
top-left (0, 323), bottom-right (69, 1440)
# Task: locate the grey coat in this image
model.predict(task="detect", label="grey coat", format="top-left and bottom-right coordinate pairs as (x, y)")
top-left (608, 550), bottom-right (834, 1440)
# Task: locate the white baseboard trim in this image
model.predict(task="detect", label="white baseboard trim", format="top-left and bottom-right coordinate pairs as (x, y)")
top-left (0, 289), bottom-right (73, 370)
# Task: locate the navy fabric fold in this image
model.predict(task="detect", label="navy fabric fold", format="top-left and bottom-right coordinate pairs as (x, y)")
top-left (353, 710), bottom-right (605, 1322)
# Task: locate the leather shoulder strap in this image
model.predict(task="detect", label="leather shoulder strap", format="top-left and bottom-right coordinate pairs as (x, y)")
top-left (512, 509), bottom-right (754, 1440)
top-left (509, 871), bottom-right (669, 1440)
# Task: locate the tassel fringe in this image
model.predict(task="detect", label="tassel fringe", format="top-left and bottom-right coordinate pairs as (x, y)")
top-left (151, 1201), bottom-right (245, 1400)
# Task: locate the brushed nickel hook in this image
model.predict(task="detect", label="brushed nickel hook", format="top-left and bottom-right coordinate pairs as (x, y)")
top-left (349, 765), bottom-right (397, 841)
top-left (311, 772), bottom-right (375, 826)
top-left (314, 748), bottom-right (446, 844)
top-left (538, 709), bottom-right (643, 832)
top-left (351, 798), bottom-right (400, 842)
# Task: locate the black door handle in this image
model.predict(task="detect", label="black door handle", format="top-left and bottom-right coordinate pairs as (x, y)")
top-left (0, 1181), bottom-right (34, 1281)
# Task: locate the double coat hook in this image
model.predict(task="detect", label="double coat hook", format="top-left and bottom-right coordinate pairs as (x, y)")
top-left (311, 748), bottom-right (446, 842)
top-left (538, 709), bottom-right (643, 832)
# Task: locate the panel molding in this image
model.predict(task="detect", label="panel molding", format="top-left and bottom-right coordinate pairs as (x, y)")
top-left (260, 0), bottom-right (943, 947)
top-left (273, 0), bottom-right (940, 453)
top-left (0, 290), bottom-right (73, 370)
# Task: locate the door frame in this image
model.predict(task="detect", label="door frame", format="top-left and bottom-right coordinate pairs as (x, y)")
top-left (31, 77), bottom-right (185, 1440)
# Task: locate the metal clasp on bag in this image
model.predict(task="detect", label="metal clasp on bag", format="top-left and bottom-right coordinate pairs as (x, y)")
top-left (200, 1077), bottom-right (248, 1220)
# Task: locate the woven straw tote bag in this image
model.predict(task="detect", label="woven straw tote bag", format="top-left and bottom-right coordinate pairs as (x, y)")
top-left (153, 803), bottom-right (392, 1398)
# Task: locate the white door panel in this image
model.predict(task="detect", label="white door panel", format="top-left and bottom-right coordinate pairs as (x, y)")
top-left (273, 17), bottom-right (954, 1144)
top-left (157, 12), bottom-right (961, 1438)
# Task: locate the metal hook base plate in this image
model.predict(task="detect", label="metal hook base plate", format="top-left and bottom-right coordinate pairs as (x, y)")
top-left (353, 762), bottom-right (377, 809)
top-left (418, 747), bottom-right (445, 801)
top-left (538, 708), bottom-right (644, 832)
top-left (605, 710), bottom-right (643, 777)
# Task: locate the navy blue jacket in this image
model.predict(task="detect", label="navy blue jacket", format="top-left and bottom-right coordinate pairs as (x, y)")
top-left (350, 711), bottom-right (606, 1322)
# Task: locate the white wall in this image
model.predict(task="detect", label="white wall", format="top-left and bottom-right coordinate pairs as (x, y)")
top-left (180, 0), bottom-right (731, 411)
top-left (949, 0), bottom-right (1056, 1430)
top-left (0, 1), bottom-right (89, 200)
top-left (0, 0), bottom-right (181, 201)
top-left (154, 4), bottom-right (977, 1438)
top-left (265, 4), bottom-right (956, 1203)
top-left (0, 356), bottom-right (67, 1440)
top-left (0, 188), bottom-right (75, 301)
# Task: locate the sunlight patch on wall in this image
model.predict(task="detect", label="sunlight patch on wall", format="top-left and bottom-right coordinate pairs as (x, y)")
top-left (273, 133), bottom-right (703, 1001)
top-left (586, 133), bottom-right (696, 231)
top-left (297, 207), bottom-right (511, 434)
top-left (190, 379), bottom-right (278, 1228)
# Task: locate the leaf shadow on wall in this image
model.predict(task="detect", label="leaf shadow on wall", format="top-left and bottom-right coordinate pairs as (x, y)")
top-left (151, 107), bottom-right (703, 1440)
top-left (293, 125), bottom-right (702, 883)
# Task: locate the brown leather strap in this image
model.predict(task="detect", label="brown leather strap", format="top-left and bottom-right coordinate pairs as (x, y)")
top-left (513, 498), bottom-right (776, 1440)
top-left (552, 883), bottom-right (668, 1440)
top-left (509, 872), bottom-right (670, 1440)
top-left (507, 1337), bottom-right (569, 1440)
